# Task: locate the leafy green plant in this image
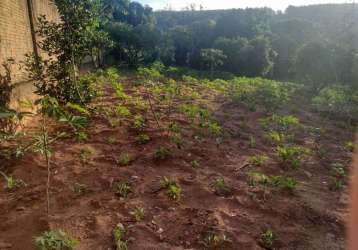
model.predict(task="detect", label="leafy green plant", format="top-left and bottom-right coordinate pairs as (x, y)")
top-left (117, 153), bottom-right (133, 166)
top-left (34, 230), bottom-right (78, 250)
top-left (0, 171), bottom-right (26, 191)
top-left (130, 207), bottom-right (145, 222)
top-left (265, 131), bottom-right (285, 145)
top-left (212, 177), bottom-right (231, 196)
top-left (72, 182), bottom-right (87, 195)
top-left (260, 114), bottom-right (299, 132)
top-left (329, 163), bottom-right (347, 191)
top-left (80, 147), bottom-right (95, 164)
top-left (113, 224), bottom-right (128, 250)
top-left (135, 134), bottom-right (151, 145)
top-left (277, 145), bottom-right (309, 168)
top-left (160, 177), bottom-right (181, 200)
top-left (154, 147), bottom-right (171, 160)
top-left (115, 105), bottom-right (131, 118)
top-left (248, 172), bottom-right (298, 193)
top-left (191, 160), bottom-right (200, 169)
top-left (260, 229), bottom-right (276, 249)
top-left (248, 155), bottom-right (269, 166)
top-left (133, 114), bottom-right (145, 129)
top-left (113, 181), bottom-right (132, 198)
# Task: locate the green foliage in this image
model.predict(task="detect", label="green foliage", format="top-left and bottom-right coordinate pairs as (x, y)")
top-left (312, 85), bottom-right (358, 120)
top-left (34, 230), bottom-right (78, 250)
top-left (329, 163), bottom-right (347, 191)
top-left (79, 146), bottom-right (95, 164)
top-left (0, 171), bottom-right (26, 191)
top-left (154, 147), bottom-right (171, 160)
top-left (115, 105), bottom-right (131, 118)
top-left (260, 115), bottom-right (299, 132)
top-left (260, 229), bottom-right (276, 249)
top-left (230, 78), bottom-right (294, 111)
top-left (113, 181), bottom-right (132, 198)
top-left (135, 134), bottom-right (151, 145)
top-left (113, 224), bottom-right (128, 250)
top-left (212, 177), bottom-right (231, 196)
top-left (117, 153), bottom-right (133, 166)
top-left (248, 155), bottom-right (269, 166)
top-left (130, 207), bottom-right (145, 222)
top-left (0, 58), bottom-right (15, 108)
top-left (277, 145), bottom-right (309, 168)
top-left (160, 176), bottom-right (181, 200)
top-left (248, 172), bottom-right (298, 192)
top-left (191, 160), bottom-right (200, 169)
top-left (203, 231), bottom-right (230, 249)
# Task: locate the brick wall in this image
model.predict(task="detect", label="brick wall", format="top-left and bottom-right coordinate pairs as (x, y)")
top-left (0, 0), bottom-right (59, 82)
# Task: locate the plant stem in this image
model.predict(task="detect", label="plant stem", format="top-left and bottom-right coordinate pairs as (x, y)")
top-left (42, 114), bottom-right (51, 215)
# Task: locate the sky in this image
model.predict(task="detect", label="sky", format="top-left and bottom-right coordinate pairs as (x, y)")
top-left (138, 0), bottom-right (353, 11)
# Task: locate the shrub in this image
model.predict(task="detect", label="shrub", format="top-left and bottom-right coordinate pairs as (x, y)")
top-left (34, 230), bottom-right (78, 250)
top-left (312, 85), bottom-right (358, 121)
top-left (230, 77), bottom-right (295, 111)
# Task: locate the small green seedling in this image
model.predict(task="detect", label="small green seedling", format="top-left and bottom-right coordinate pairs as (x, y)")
top-left (130, 207), bottom-right (145, 222)
top-left (76, 131), bottom-right (88, 143)
top-left (135, 134), bottom-right (151, 145)
top-left (34, 230), bottom-right (78, 250)
top-left (117, 153), bottom-right (133, 166)
top-left (113, 224), bottom-right (128, 250)
top-left (0, 171), bottom-right (26, 191)
top-left (277, 145), bottom-right (309, 168)
top-left (113, 181), bottom-right (132, 198)
top-left (80, 146), bottom-right (96, 164)
top-left (191, 160), bottom-right (200, 169)
top-left (160, 176), bottom-right (181, 200)
top-left (260, 229), bottom-right (276, 249)
top-left (154, 147), bottom-right (171, 160)
top-left (212, 177), bottom-right (231, 196)
top-left (329, 163), bottom-right (347, 191)
top-left (248, 155), bottom-right (269, 166)
top-left (72, 182), bottom-right (87, 195)
top-left (133, 114), bottom-right (145, 129)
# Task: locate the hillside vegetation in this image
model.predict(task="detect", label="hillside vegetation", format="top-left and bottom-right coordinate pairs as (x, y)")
top-left (0, 1), bottom-right (357, 250)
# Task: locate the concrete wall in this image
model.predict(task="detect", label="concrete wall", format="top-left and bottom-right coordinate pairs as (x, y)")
top-left (0, 0), bottom-right (59, 82)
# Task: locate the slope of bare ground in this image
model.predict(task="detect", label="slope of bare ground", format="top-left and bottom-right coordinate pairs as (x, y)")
top-left (0, 74), bottom-right (355, 250)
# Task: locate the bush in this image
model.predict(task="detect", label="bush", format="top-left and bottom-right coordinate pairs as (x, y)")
top-left (312, 85), bottom-right (358, 121)
top-left (230, 77), bottom-right (295, 111)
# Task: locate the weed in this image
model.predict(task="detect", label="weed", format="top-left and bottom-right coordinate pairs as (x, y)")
top-left (154, 147), bottom-right (171, 160)
top-left (130, 207), bottom-right (145, 222)
top-left (212, 177), bottom-right (231, 196)
top-left (171, 133), bottom-right (184, 149)
top-left (191, 160), bottom-right (200, 169)
top-left (76, 131), bottom-right (88, 143)
top-left (277, 145), bottom-right (309, 168)
top-left (248, 172), bottom-right (271, 187)
top-left (34, 230), bottom-right (78, 250)
top-left (206, 122), bottom-right (222, 137)
top-left (266, 131), bottom-right (285, 145)
top-left (160, 176), bottom-right (181, 200)
top-left (270, 176), bottom-right (298, 192)
top-left (248, 155), bottom-right (269, 166)
top-left (135, 134), bottom-right (151, 145)
top-left (167, 122), bottom-right (181, 133)
top-left (260, 229), bottom-right (276, 249)
top-left (113, 181), bottom-right (132, 198)
top-left (117, 153), bottom-right (133, 166)
top-left (0, 171), bottom-right (26, 191)
top-left (113, 223), bottom-right (128, 250)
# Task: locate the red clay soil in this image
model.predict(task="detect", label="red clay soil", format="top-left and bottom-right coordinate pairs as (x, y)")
top-left (0, 76), bottom-right (355, 250)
